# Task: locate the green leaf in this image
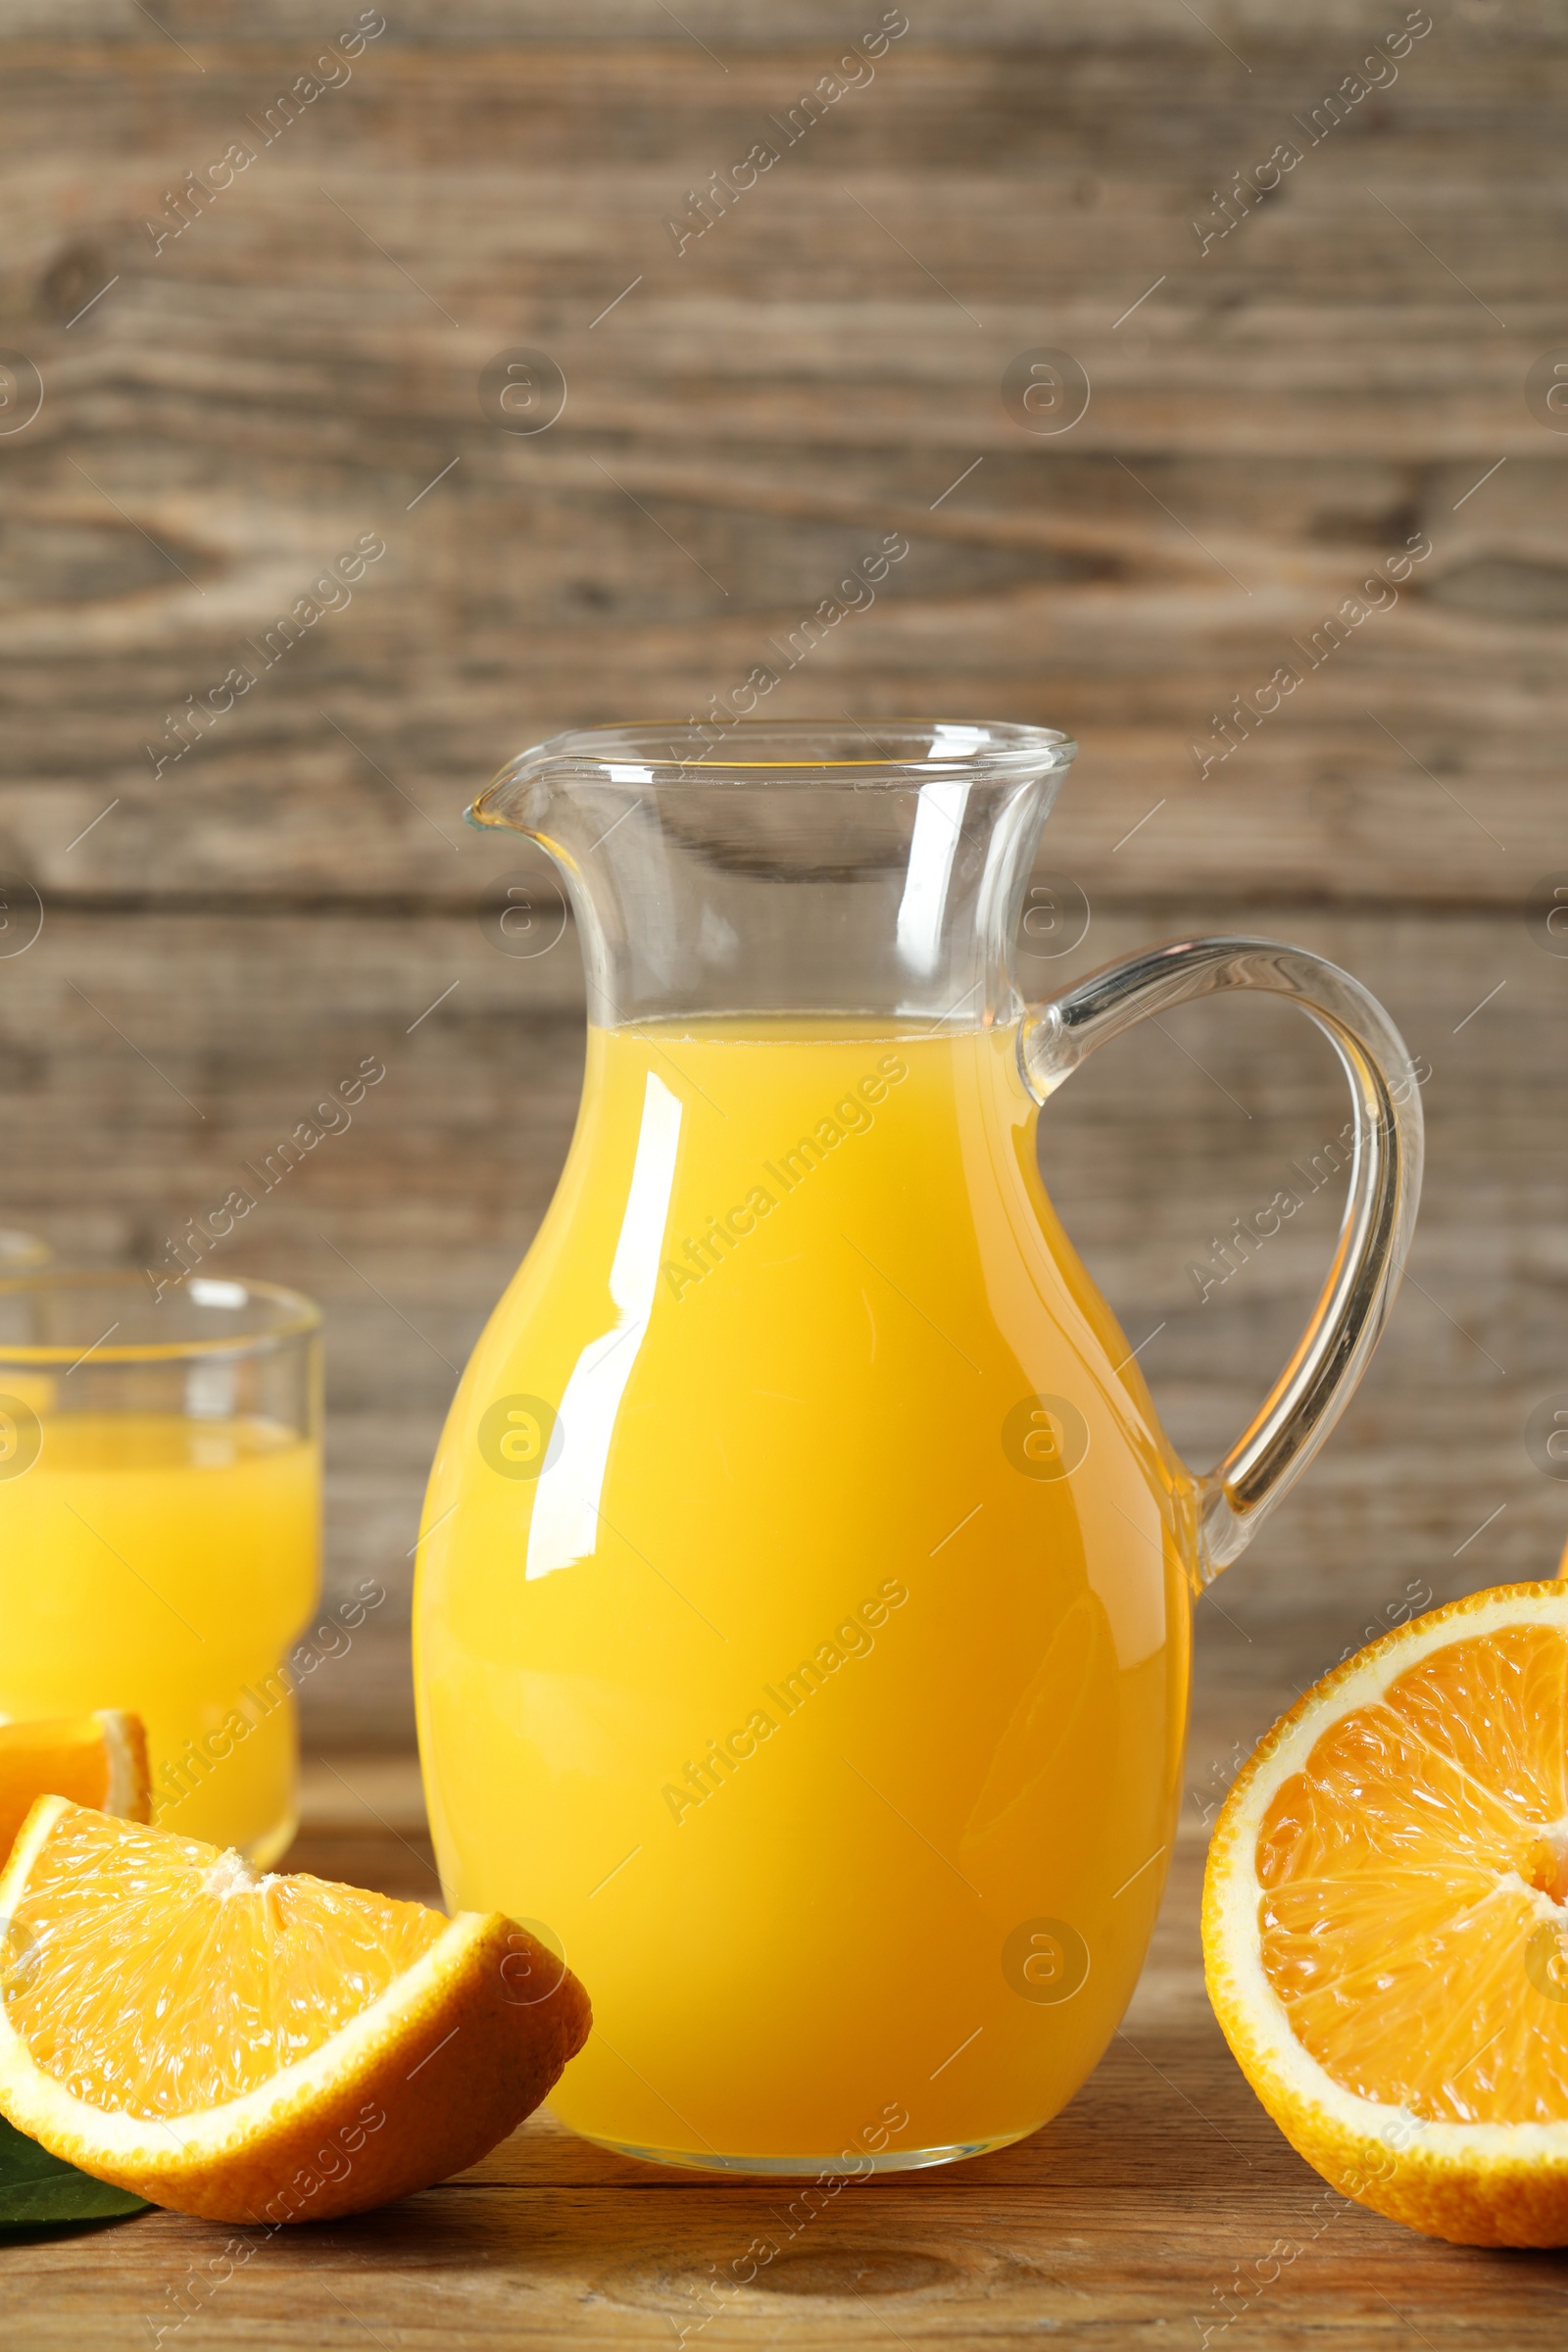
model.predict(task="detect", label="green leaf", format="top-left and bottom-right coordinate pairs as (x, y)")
top-left (0, 2112), bottom-right (148, 2228)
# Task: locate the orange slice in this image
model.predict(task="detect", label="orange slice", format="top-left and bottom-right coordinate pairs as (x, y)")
top-left (0, 1712), bottom-right (149, 1862)
top-left (1204, 1583), bottom-right (1568, 2246)
top-left (0, 1799), bottom-right (590, 2223)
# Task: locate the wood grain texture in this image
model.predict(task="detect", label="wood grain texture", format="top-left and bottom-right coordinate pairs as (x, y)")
top-left (0, 7), bottom-right (1561, 907)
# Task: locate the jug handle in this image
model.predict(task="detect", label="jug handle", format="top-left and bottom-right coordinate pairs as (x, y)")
top-left (1017, 935), bottom-right (1424, 1583)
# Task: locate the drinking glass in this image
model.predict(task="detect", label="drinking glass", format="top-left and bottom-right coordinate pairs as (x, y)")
top-left (0, 1271), bottom-right (321, 1864)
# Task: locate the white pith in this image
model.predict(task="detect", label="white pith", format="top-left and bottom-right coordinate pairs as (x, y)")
top-left (95, 1711), bottom-right (145, 1821)
top-left (0, 1795), bottom-right (485, 2178)
top-left (202, 1849), bottom-right (268, 1899)
top-left (1209, 1584), bottom-right (1568, 2169)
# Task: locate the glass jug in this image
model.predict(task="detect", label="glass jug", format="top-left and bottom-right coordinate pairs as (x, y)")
top-left (414, 720), bottom-right (1422, 2176)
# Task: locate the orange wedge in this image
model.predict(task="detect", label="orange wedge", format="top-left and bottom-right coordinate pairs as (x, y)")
top-left (0, 1799), bottom-right (590, 2223)
top-left (0, 1712), bottom-right (149, 1862)
top-left (1204, 1583), bottom-right (1568, 2246)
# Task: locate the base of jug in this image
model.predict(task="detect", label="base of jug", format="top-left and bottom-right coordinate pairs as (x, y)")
top-left (571, 2127), bottom-right (1036, 2177)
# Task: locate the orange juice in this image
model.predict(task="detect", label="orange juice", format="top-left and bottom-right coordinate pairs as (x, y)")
top-left (0, 1414), bottom-right (319, 1862)
top-left (416, 1019), bottom-right (1194, 2168)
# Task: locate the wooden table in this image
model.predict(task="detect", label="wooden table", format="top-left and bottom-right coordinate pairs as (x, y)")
top-left (8, 1744), bottom-right (1568, 2347)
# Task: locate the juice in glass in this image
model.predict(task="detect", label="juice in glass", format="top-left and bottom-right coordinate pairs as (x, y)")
top-left (0, 1275), bottom-right (321, 1863)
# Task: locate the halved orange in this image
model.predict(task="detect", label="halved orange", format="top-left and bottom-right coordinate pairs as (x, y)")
top-left (0, 1712), bottom-right (149, 1862)
top-left (1204, 1583), bottom-right (1568, 2246)
top-left (0, 1799), bottom-right (589, 2223)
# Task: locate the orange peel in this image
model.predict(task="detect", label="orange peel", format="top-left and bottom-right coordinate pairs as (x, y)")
top-left (1204, 1584), bottom-right (1568, 2246)
top-left (0, 1799), bottom-right (590, 2222)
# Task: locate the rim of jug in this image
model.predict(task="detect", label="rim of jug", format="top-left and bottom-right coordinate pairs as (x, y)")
top-left (469, 718), bottom-right (1077, 819)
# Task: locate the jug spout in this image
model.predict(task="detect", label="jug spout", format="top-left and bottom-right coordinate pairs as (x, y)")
top-left (467, 719), bottom-right (1075, 1029)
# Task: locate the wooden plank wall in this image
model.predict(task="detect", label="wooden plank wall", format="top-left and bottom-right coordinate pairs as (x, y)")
top-left (0, 0), bottom-right (1563, 1761)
